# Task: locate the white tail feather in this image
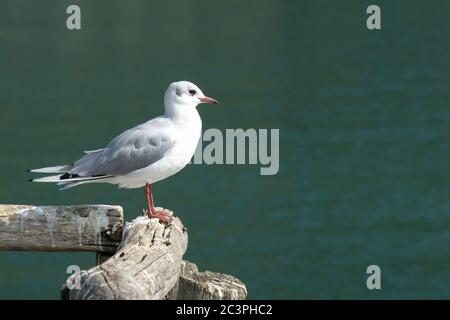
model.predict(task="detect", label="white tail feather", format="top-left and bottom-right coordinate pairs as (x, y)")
top-left (31, 175), bottom-right (64, 183)
top-left (31, 175), bottom-right (112, 183)
top-left (84, 148), bottom-right (104, 154)
top-left (58, 180), bottom-right (93, 190)
top-left (29, 165), bottom-right (70, 174)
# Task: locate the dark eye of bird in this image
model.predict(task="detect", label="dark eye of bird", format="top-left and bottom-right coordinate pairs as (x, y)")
top-left (188, 89), bottom-right (196, 95)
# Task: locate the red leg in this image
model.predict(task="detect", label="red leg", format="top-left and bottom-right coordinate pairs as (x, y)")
top-left (144, 183), bottom-right (172, 223)
top-left (144, 183), bottom-right (154, 212)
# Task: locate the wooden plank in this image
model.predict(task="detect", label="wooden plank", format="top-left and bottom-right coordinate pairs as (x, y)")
top-left (64, 210), bottom-right (189, 300)
top-left (0, 204), bottom-right (123, 253)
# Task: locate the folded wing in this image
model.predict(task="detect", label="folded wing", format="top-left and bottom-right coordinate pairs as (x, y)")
top-left (70, 126), bottom-right (174, 177)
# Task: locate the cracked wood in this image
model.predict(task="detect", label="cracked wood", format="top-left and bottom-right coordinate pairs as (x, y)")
top-left (64, 211), bottom-right (188, 299)
top-left (0, 204), bottom-right (123, 253)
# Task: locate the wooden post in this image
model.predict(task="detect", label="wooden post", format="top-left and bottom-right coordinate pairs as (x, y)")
top-left (0, 204), bottom-right (123, 253)
top-left (0, 204), bottom-right (247, 299)
top-left (166, 261), bottom-right (247, 300)
top-left (95, 253), bottom-right (113, 265)
top-left (64, 210), bottom-right (189, 299)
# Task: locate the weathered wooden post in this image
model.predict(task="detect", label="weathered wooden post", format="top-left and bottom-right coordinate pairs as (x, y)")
top-left (0, 204), bottom-right (247, 300)
top-left (64, 210), bottom-right (188, 299)
top-left (167, 260), bottom-right (248, 300)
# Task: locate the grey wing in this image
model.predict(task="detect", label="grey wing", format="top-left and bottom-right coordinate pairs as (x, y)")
top-left (70, 127), bottom-right (174, 177)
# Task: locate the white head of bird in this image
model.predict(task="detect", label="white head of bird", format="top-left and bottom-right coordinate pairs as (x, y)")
top-left (164, 81), bottom-right (218, 114)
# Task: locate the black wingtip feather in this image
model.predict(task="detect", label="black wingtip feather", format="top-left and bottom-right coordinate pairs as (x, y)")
top-left (60, 173), bottom-right (80, 180)
top-left (28, 178), bottom-right (34, 182)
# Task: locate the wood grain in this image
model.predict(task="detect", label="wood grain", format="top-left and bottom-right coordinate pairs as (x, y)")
top-left (0, 204), bottom-right (123, 253)
top-left (64, 210), bottom-right (188, 299)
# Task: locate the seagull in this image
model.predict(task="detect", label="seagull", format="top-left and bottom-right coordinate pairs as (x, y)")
top-left (29, 81), bottom-right (218, 222)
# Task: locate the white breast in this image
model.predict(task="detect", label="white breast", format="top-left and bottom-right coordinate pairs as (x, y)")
top-left (115, 109), bottom-right (202, 189)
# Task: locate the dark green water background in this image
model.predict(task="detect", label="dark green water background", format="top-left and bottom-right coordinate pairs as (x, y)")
top-left (1, 1), bottom-right (449, 299)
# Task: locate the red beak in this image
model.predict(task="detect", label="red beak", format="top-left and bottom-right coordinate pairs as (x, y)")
top-left (199, 96), bottom-right (219, 105)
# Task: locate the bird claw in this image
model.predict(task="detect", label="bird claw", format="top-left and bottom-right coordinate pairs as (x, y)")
top-left (154, 211), bottom-right (173, 224)
top-left (144, 207), bottom-right (173, 224)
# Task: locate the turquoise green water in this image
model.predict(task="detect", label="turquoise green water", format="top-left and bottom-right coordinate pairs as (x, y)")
top-left (1, 0), bottom-right (450, 299)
